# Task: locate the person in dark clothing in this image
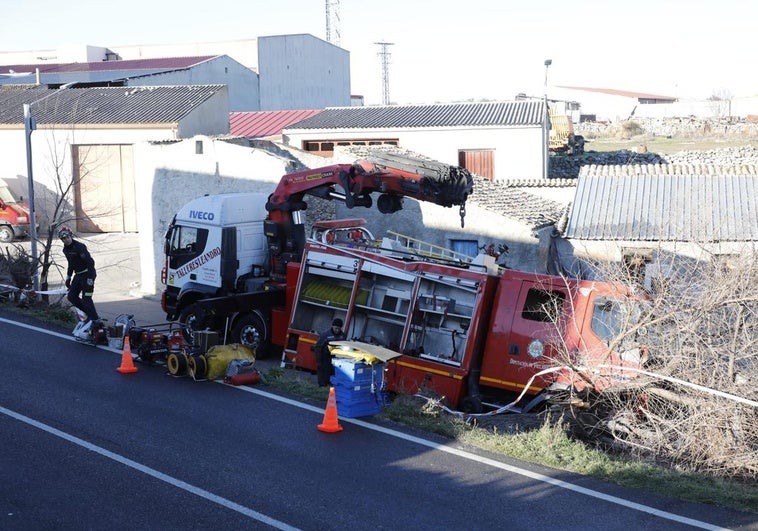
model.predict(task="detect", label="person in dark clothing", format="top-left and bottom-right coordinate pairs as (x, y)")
top-left (314, 318), bottom-right (345, 387)
top-left (59, 227), bottom-right (100, 332)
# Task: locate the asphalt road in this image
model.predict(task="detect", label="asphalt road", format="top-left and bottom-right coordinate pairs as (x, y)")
top-left (1, 314), bottom-right (756, 531)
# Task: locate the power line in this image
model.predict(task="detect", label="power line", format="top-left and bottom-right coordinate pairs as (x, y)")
top-left (375, 41), bottom-right (394, 105)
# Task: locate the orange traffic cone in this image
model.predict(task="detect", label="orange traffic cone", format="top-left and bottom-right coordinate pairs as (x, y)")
top-left (317, 386), bottom-right (343, 433)
top-left (116, 336), bottom-right (139, 374)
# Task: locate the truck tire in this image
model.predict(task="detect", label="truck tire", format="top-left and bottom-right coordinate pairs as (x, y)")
top-left (232, 312), bottom-right (270, 359)
top-left (0, 226), bottom-right (14, 243)
top-left (178, 303), bottom-right (202, 342)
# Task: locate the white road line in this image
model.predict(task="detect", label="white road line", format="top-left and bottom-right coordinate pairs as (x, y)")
top-left (1, 317), bottom-right (731, 531)
top-left (0, 405), bottom-right (300, 531)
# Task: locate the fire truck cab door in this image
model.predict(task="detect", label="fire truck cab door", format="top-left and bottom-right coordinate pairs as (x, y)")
top-left (483, 279), bottom-right (568, 390)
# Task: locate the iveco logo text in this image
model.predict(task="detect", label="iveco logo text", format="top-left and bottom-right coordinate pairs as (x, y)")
top-left (189, 210), bottom-right (215, 220)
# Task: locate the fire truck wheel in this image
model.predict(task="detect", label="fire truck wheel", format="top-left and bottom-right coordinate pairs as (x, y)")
top-left (232, 313), bottom-right (270, 359)
top-left (460, 395), bottom-right (483, 414)
top-left (0, 226), bottom-right (14, 243)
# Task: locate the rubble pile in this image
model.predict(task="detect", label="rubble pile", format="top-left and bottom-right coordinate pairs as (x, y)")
top-left (550, 151), bottom-right (663, 178)
top-left (550, 141), bottom-right (758, 179)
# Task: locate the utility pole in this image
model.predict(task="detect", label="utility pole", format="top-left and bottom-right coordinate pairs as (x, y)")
top-left (325, 0), bottom-right (341, 46)
top-left (543, 59), bottom-right (552, 180)
top-left (24, 82), bottom-right (77, 295)
top-left (375, 41), bottom-right (394, 105)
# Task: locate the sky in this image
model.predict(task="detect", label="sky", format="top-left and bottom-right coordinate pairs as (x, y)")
top-left (2, 0), bottom-right (757, 106)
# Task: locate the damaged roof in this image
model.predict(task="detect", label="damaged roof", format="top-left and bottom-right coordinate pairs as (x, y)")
top-left (285, 100), bottom-right (544, 130)
top-left (0, 85), bottom-right (225, 125)
top-left (469, 176), bottom-right (572, 229)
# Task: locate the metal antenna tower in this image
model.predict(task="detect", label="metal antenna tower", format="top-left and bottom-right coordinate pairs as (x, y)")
top-left (325, 0), bottom-right (341, 46)
top-left (375, 41), bottom-right (394, 105)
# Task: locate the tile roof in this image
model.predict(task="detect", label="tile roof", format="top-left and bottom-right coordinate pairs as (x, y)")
top-left (284, 100), bottom-right (544, 130)
top-left (566, 170), bottom-right (758, 241)
top-left (0, 85), bottom-right (225, 125)
top-left (230, 109), bottom-right (322, 138)
top-left (469, 176), bottom-right (570, 229)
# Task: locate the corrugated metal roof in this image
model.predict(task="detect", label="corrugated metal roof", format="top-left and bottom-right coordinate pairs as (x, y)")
top-left (284, 100), bottom-right (544, 130)
top-left (230, 109), bottom-right (322, 138)
top-left (0, 85), bottom-right (224, 125)
top-left (0, 56), bottom-right (218, 86)
top-left (0, 56), bottom-right (215, 75)
top-left (566, 173), bottom-right (758, 241)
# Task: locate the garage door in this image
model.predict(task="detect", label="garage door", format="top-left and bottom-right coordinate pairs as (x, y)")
top-left (73, 144), bottom-right (136, 233)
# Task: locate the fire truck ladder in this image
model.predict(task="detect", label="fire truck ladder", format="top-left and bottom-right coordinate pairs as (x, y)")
top-left (385, 231), bottom-right (473, 264)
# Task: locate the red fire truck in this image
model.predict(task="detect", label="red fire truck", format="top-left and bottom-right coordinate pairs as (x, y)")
top-left (162, 152), bottom-right (645, 411)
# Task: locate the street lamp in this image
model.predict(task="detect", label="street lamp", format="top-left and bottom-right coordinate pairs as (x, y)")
top-left (23, 83), bottom-right (76, 294)
top-left (543, 59), bottom-right (552, 180)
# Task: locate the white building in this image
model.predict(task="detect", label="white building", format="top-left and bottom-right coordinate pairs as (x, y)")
top-left (283, 100), bottom-right (547, 181)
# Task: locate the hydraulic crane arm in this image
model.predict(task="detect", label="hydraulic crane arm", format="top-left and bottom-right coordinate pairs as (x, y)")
top-left (265, 152), bottom-right (474, 227)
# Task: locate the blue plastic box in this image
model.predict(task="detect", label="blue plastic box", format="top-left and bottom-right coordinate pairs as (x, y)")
top-left (331, 357), bottom-right (383, 385)
top-left (330, 359), bottom-right (386, 417)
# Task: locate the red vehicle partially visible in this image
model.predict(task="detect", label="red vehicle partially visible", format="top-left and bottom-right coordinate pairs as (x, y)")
top-left (0, 182), bottom-right (34, 243)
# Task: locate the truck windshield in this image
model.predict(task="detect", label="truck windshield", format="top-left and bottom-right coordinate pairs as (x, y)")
top-left (169, 226), bottom-right (208, 256)
top-left (0, 187), bottom-right (16, 203)
top-left (591, 297), bottom-right (642, 349)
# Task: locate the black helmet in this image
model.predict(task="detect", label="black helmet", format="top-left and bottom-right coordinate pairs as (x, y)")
top-left (58, 226), bottom-right (74, 239)
top-left (332, 318), bottom-right (343, 327)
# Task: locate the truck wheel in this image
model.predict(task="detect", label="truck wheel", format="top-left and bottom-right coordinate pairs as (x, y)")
top-left (232, 313), bottom-right (270, 359)
top-left (0, 226), bottom-right (14, 243)
top-left (178, 303), bottom-right (201, 342)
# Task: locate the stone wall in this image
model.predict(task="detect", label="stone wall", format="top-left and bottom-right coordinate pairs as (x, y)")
top-left (576, 117), bottom-right (758, 139)
top-left (551, 146), bottom-right (758, 178)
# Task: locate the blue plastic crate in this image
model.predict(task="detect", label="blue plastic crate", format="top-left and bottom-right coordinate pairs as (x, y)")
top-left (333, 383), bottom-right (380, 405)
top-left (336, 394), bottom-right (382, 417)
top-left (331, 358), bottom-right (383, 385)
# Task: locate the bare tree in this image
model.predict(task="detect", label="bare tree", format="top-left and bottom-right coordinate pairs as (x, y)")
top-left (549, 250), bottom-right (758, 480)
top-left (30, 130), bottom-right (117, 301)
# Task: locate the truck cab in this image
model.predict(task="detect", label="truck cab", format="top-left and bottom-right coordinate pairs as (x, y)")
top-left (0, 182), bottom-right (33, 243)
top-left (162, 193), bottom-right (270, 328)
top-left (478, 271), bottom-right (644, 404)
